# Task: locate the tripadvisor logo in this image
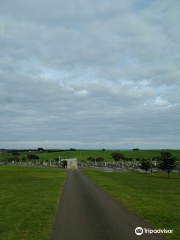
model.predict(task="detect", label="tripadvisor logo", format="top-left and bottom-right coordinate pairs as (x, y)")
top-left (135, 227), bottom-right (143, 235)
top-left (135, 227), bottom-right (173, 235)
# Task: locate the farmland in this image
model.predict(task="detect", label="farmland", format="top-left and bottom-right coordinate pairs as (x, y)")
top-left (1, 149), bottom-right (180, 163)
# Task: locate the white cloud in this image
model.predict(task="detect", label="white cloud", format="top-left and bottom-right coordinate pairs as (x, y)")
top-left (0, 0), bottom-right (180, 149)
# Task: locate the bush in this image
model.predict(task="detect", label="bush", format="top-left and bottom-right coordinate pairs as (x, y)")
top-left (27, 154), bottom-right (39, 160)
top-left (111, 152), bottom-right (124, 161)
top-left (12, 152), bottom-right (20, 156)
top-left (96, 157), bottom-right (104, 162)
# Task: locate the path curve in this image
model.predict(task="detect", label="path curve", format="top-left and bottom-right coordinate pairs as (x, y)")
top-left (49, 170), bottom-right (165, 240)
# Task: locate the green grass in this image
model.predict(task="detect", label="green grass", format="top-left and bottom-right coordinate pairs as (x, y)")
top-left (121, 150), bottom-right (180, 159)
top-left (1, 149), bottom-right (180, 163)
top-left (0, 166), bottom-right (67, 240)
top-left (84, 170), bottom-right (180, 240)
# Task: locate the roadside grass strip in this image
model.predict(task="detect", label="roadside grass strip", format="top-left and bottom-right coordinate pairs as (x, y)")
top-left (0, 166), bottom-right (67, 240)
top-left (84, 170), bottom-right (180, 240)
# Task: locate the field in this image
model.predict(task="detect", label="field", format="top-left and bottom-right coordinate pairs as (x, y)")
top-left (84, 170), bottom-right (180, 240)
top-left (0, 166), bottom-right (67, 240)
top-left (1, 149), bottom-right (180, 163)
top-left (0, 154), bottom-right (180, 240)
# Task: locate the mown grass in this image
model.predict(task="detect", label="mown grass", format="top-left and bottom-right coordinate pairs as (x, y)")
top-left (84, 170), bottom-right (180, 240)
top-left (0, 166), bottom-right (67, 240)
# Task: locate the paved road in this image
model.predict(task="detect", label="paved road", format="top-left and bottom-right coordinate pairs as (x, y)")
top-left (49, 170), bottom-right (165, 240)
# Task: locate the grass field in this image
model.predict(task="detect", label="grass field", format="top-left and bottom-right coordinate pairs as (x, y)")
top-left (0, 166), bottom-right (67, 240)
top-left (1, 149), bottom-right (180, 163)
top-left (84, 170), bottom-right (180, 240)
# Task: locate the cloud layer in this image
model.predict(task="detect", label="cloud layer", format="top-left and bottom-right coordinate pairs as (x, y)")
top-left (0, 0), bottom-right (180, 149)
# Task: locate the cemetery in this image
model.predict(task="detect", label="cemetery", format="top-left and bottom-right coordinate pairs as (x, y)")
top-left (0, 150), bottom-right (179, 240)
top-left (0, 149), bottom-right (180, 240)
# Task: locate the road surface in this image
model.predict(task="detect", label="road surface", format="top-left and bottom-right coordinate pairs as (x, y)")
top-left (49, 170), bottom-right (165, 240)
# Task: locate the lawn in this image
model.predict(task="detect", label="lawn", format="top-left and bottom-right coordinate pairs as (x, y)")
top-left (0, 166), bottom-right (67, 240)
top-left (84, 170), bottom-right (180, 240)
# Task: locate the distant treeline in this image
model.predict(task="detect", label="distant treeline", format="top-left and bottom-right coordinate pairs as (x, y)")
top-left (4, 148), bottom-right (77, 153)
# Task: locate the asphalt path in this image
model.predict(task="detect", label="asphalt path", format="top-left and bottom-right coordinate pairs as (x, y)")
top-left (49, 170), bottom-right (166, 240)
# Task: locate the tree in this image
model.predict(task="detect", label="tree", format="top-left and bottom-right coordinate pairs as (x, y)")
top-left (157, 152), bottom-right (177, 178)
top-left (176, 160), bottom-right (180, 176)
top-left (140, 158), bottom-right (151, 173)
top-left (38, 148), bottom-right (44, 151)
top-left (12, 152), bottom-right (20, 156)
top-left (111, 152), bottom-right (124, 161)
top-left (27, 154), bottom-right (39, 160)
top-left (133, 148), bottom-right (139, 151)
top-left (87, 157), bottom-right (95, 162)
top-left (12, 157), bottom-right (19, 163)
top-left (96, 157), bottom-right (104, 162)
top-left (70, 148), bottom-right (76, 151)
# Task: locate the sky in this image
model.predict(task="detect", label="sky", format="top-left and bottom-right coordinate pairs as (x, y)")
top-left (0, 0), bottom-right (180, 150)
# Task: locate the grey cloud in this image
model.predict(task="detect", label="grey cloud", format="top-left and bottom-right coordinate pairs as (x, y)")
top-left (0, 0), bottom-right (180, 149)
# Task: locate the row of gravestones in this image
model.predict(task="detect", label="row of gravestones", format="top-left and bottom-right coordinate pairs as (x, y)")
top-left (99, 161), bottom-right (157, 168)
top-left (0, 159), bottom-right (60, 166)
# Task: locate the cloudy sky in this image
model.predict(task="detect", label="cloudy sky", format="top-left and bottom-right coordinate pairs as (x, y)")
top-left (0, 0), bottom-right (180, 149)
